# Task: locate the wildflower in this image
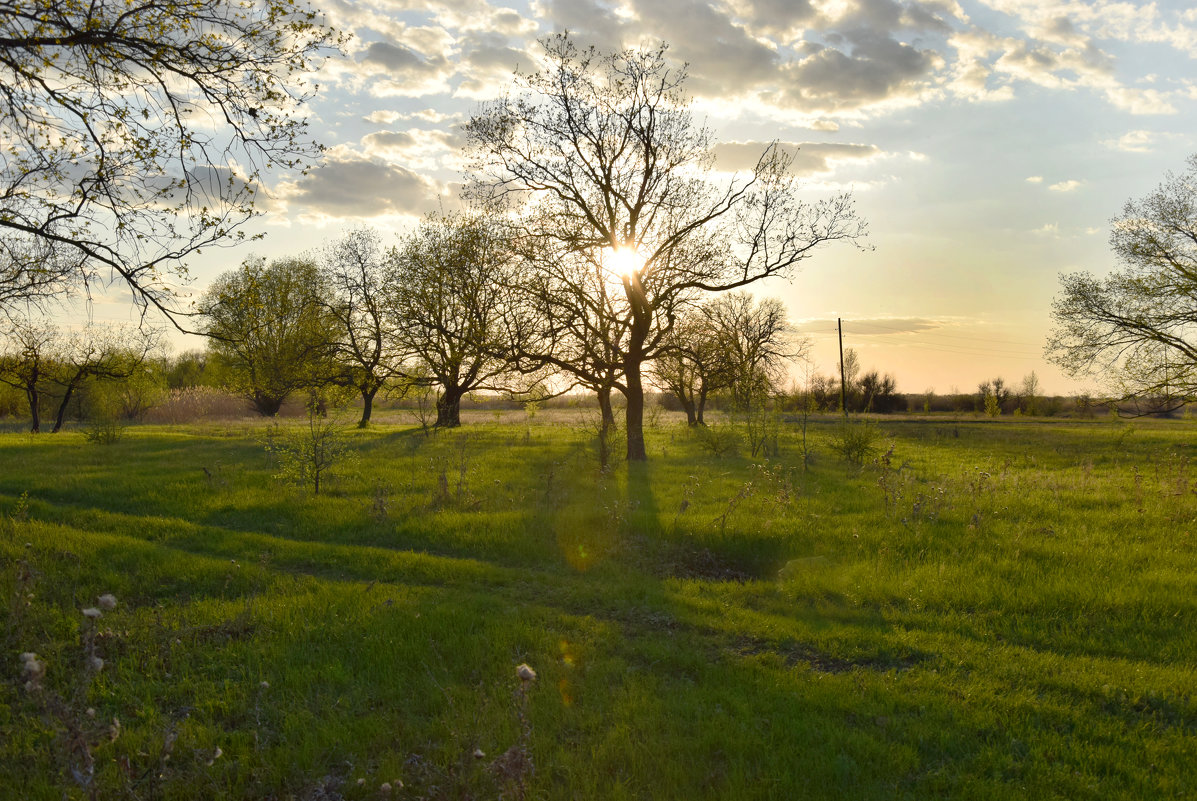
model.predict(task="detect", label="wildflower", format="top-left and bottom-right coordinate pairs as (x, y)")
top-left (20, 652), bottom-right (44, 690)
top-left (380, 783), bottom-right (392, 793)
top-left (259, 681), bottom-right (270, 689)
top-left (356, 778), bottom-right (366, 786)
top-left (473, 748), bottom-right (485, 759)
top-left (82, 607), bottom-right (102, 619)
top-left (89, 656), bottom-right (104, 672)
top-left (516, 663), bottom-right (537, 683)
top-left (97, 594), bottom-right (117, 610)
top-left (206, 745), bottom-right (222, 766)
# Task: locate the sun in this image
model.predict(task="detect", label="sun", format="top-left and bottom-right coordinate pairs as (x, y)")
top-left (603, 245), bottom-right (644, 278)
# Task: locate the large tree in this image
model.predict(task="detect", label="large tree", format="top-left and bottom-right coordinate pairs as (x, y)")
top-left (0, 0), bottom-right (340, 319)
top-left (201, 256), bottom-right (338, 415)
top-left (320, 228), bottom-right (411, 427)
top-left (467, 35), bottom-right (868, 460)
top-left (1048, 154), bottom-right (1197, 410)
top-left (387, 212), bottom-right (517, 429)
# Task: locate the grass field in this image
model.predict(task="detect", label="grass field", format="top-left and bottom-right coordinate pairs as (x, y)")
top-left (1, 411), bottom-right (1194, 799)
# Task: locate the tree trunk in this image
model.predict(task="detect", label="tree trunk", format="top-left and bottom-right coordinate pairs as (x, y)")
top-left (436, 386), bottom-right (463, 428)
top-left (358, 385), bottom-right (377, 428)
top-left (51, 386), bottom-right (75, 433)
top-left (624, 359), bottom-right (647, 461)
top-left (677, 393), bottom-right (696, 426)
top-left (597, 385), bottom-right (615, 428)
top-left (252, 391), bottom-right (286, 417)
top-left (26, 384), bottom-right (40, 434)
top-left (696, 383), bottom-right (709, 426)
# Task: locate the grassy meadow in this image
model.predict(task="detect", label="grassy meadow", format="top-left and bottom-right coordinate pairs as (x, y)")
top-left (1, 411), bottom-right (1194, 799)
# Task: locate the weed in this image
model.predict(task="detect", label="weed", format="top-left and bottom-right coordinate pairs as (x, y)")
top-left (693, 422), bottom-right (739, 458)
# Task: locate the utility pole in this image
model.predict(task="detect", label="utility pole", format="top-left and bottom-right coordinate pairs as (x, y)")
top-left (838, 317), bottom-right (847, 417)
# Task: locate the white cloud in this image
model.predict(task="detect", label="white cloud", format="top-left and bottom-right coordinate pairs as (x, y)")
top-left (1106, 129), bottom-right (1156, 152)
top-left (1026, 175), bottom-right (1043, 183)
top-left (1048, 179), bottom-right (1082, 192)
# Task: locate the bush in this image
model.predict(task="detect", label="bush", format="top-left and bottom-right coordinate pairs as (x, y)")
top-left (829, 418), bottom-right (881, 467)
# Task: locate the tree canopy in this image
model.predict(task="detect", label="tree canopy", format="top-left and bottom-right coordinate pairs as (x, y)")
top-left (1048, 154), bottom-right (1197, 410)
top-left (0, 0), bottom-right (341, 319)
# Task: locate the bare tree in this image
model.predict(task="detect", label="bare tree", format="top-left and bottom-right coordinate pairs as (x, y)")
top-left (320, 228), bottom-right (411, 427)
top-left (500, 238), bottom-right (630, 434)
top-left (467, 34), bottom-right (868, 460)
top-left (651, 309), bottom-right (720, 426)
top-left (0, 0), bottom-right (341, 319)
top-left (1049, 154), bottom-right (1197, 410)
top-left (702, 293), bottom-right (803, 413)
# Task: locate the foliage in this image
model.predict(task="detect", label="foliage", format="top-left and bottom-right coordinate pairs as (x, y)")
top-left (0, 0), bottom-right (342, 317)
top-left (1049, 153), bottom-right (1197, 410)
top-left (201, 256), bottom-right (340, 416)
top-left (829, 417), bottom-right (882, 467)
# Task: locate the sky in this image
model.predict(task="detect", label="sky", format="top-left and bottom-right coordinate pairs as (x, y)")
top-left (106, 0), bottom-right (1197, 397)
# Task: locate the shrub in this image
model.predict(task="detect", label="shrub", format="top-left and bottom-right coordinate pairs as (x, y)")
top-left (829, 418), bottom-right (881, 467)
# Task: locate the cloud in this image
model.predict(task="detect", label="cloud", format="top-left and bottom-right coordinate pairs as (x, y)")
top-left (793, 317), bottom-right (949, 336)
top-left (1025, 175), bottom-right (1043, 183)
top-left (713, 141), bottom-right (882, 175)
top-left (274, 149), bottom-right (444, 218)
top-left (360, 127), bottom-right (469, 170)
top-left (1048, 180), bottom-right (1082, 192)
top-left (1106, 129), bottom-right (1157, 152)
top-left (773, 31), bottom-right (940, 112)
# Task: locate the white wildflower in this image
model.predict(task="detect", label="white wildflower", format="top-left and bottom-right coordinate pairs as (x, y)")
top-left (379, 783), bottom-right (392, 793)
top-left (97, 594), bottom-right (117, 610)
top-left (516, 663), bottom-right (537, 683)
top-left (88, 656), bottom-right (104, 672)
top-left (473, 748), bottom-right (485, 759)
top-left (82, 607), bottom-right (102, 619)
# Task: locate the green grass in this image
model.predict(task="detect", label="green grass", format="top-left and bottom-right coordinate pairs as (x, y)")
top-left (1, 412), bottom-right (1194, 799)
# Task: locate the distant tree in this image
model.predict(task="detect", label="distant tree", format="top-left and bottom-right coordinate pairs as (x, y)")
top-left (320, 228), bottom-right (411, 427)
top-left (840, 348), bottom-right (862, 412)
top-left (498, 236), bottom-right (627, 433)
top-left (651, 309), bottom-right (720, 426)
top-left (45, 324), bottom-right (161, 432)
top-left (0, 0), bottom-right (341, 318)
top-left (467, 34), bottom-right (867, 460)
top-left (1019, 371), bottom-right (1042, 415)
top-left (1048, 154), bottom-right (1197, 411)
top-left (703, 293), bottom-right (802, 413)
top-left (164, 350), bottom-right (213, 389)
top-left (388, 212), bottom-right (516, 429)
top-left (200, 256), bottom-right (338, 416)
top-left (0, 317), bottom-right (56, 432)
top-left (0, 317), bottom-right (160, 432)
top-left (977, 377), bottom-right (1010, 416)
top-left (858, 370), bottom-right (902, 413)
